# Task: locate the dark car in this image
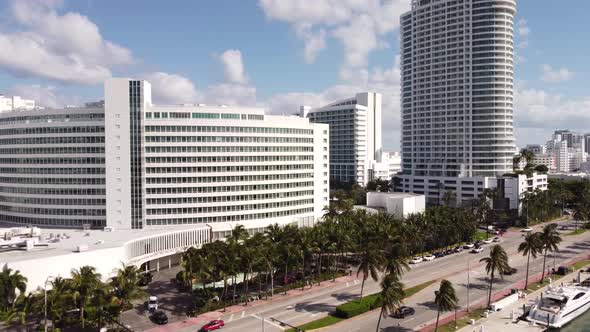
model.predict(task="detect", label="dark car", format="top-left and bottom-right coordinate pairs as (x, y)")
top-left (434, 251), bottom-right (445, 258)
top-left (150, 310), bottom-right (168, 325)
top-left (443, 249), bottom-right (454, 256)
top-left (392, 306), bottom-right (415, 318)
top-left (502, 267), bottom-right (518, 275)
top-left (475, 240), bottom-right (484, 247)
top-left (556, 266), bottom-right (573, 275)
top-left (200, 320), bottom-right (225, 331)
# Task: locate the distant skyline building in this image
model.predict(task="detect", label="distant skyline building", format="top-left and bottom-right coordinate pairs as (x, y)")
top-left (397, 0), bottom-right (520, 205)
top-left (544, 130), bottom-right (587, 173)
top-left (304, 92), bottom-right (382, 186)
top-left (0, 95), bottom-right (36, 112)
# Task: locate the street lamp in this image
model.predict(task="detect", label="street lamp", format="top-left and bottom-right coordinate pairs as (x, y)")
top-left (44, 275), bottom-right (54, 332)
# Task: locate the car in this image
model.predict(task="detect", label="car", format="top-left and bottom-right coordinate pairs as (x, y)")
top-left (147, 296), bottom-right (158, 312)
top-left (444, 249), bottom-right (455, 256)
top-left (454, 246), bottom-right (463, 253)
top-left (555, 266), bottom-right (573, 275)
top-left (410, 257), bottom-right (423, 264)
top-left (493, 236), bottom-right (501, 242)
top-left (200, 320), bottom-right (225, 331)
top-left (502, 267), bottom-right (518, 275)
top-left (434, 251), bottom-right (445, 258)
top-left (487, 229), bottom-right (499, 235)
top-left (475, 240), bottom-right (484, 247)
top-left (521, 227), bottom-right (533, 232)
top-left (423, 254), bottom-right (436, 261)
top-left (392, 306), bottom-right (416, 318)
top-left (150, 310), bottom-right (168, 325)
top-left (483, 238), bottom-right (493, 244)
top-left (463, 243), bottom-right (475, 249)
top-left (471, 246), bottom-right (484, 253)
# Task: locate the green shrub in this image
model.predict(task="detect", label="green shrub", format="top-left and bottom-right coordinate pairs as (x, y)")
top-left (335, 300), bottom-right (370, 318)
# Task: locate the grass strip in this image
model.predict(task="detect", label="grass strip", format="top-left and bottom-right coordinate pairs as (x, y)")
top-left (436, 307), bottom-right (487, 332)
top-left (287, 279), bottom-right (437, 331)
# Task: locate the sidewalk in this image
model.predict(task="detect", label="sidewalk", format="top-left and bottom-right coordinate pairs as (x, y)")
top-left (144, 274), bottom-right (360, 332)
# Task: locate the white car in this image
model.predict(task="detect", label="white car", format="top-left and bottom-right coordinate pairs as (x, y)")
top-left (483, 238), bottom-right (493, 244)
top-left (471, 247), bottom-right (484, 254)
top-left (493, 237), bottom-right (501, 242)
top-left (423, 254), bottom-right (436, 261)
top-left (521, 227), bottom-right (533, 232)
top-left (410, 257), bottom-right (423, 264)
top-left (463, 243), bottom-right (475, 249)
top-left (148, 296), bottom-right (158, 311)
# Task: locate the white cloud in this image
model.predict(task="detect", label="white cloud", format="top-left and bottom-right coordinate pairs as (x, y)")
top-left (0, 0), bottom-right (132, 85)
top-left (258, 0), bottom-right (409, 68)
top-left (516, 19), bottom-right (530, 48)
top-left (541, 64), bottom-right (574, 83)
top-left (142, 72), bottom-right (202, 104)
top-left (6, 84), bottom-right (81, 108)
top-left (295, 25), bottom-right (326, 64)
top-left (219, 49), bottom-right (247, 84)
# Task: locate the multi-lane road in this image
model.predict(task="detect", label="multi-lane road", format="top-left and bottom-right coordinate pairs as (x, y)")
top-left (219, 220), bottom-right (590, 332)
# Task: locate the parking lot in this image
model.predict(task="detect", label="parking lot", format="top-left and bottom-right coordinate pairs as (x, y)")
top-left (120, 266), bottom-right (194, 331)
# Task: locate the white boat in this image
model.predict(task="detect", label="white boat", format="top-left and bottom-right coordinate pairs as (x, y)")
top-left (526, 283), bottom-right (590, 328)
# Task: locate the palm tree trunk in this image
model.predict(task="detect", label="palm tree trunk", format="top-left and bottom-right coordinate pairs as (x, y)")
top-left (434, 309), bottom-right (441, 332)
top-left (301, 253), bottom-right (306, 291)
top-left (284, 255), bottom-right (289, 295)
top-left (81, 305), bottom-right (85, 328)
top-left (487, 270), bottom-right (495, 308)
top-left (233, 275), bottom-right (237, 303)
top-left (525, 251), bottom-right (531, 290)
top-left (376, 307), bottom-right (384, 332)
top-left (333, 253), bottom-right (338, 282)
top-left (541, 249), bottom-right (548, 282)
top-left (360, 276), bottom-right (366, 299)
top-left (270, 268), bottom-right (274, 298)
top-left (317, 254), bottom-right (322, 286)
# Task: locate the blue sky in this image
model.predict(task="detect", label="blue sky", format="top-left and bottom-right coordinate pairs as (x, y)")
top-left (0, 0), bottom-right (588, 150)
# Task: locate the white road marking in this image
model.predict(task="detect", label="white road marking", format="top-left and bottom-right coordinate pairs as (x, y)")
top-left (251, 314), bottom-right (286, 330)
top-left (241, 311), bottom-right (245, 318)
top-left (346, 282), bottom-right (349, 287)
top-left (229, 314), bottom-right (234, 322)
top-left (286, 305), bottom-right (294, 310)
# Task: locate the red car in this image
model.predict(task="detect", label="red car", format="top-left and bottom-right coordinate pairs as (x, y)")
top-left (200, 320), bottom-right (224, 331)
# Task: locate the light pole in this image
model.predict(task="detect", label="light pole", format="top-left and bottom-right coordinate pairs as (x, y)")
top-left (44, 276), bottom-right (54, 332)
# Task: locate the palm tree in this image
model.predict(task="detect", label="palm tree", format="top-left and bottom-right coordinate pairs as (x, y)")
top-left (480, 245), bottom-right (509, 308)
top-left (3, 293), bottom-right (39, 325)
top-left (357, 242), bottom-right (383, 299)
top-left (518, 232), bottom-right (542, 290)
top-left (0, 264), bottom-right (27, 311)
top-left (375, 274), bottom-right (405, 332)
top-left (71, 266), bottom-right (102, 328)
top-left (434, 280), bottom-right (458, 332)
top-left (538, 224), bottom-right (562, 282)
top-left (111, 265), bottom-right (144, 309)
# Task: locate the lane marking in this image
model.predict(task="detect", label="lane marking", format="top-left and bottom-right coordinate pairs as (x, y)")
top-left (241, 311), bottom-right (245, 318)
top-left (229, 314), bottom-right (234, 322)
top-left (251, 314), bottom-right (286, 330)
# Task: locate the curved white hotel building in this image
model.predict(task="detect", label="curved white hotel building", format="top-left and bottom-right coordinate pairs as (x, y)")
top-left (397, 0), bottom-right (519, 204)
top-left (0, 78), bottom-right (329, 290)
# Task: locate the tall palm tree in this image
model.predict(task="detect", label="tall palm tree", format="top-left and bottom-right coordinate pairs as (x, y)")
top-left (111, 265), bottom-right (144, 309)
top-left (538, 223), bottom-right (562, 282)
top-left (71, 266), bottom-right (102, 328)
top-left (375, 274), bottom-right (405, 332)
top-left (434, 280), bottom-right (458, 332)
top-left (480, 245), bottom-right (509, 308)
top-left (357, 242), bottom-right (383, 299)
top-left (3, 293), bottom-right (39, 326)
top-left (518, 232), bottom-right (542, 290)
top-left (0, 264), bottom-right (27, 311)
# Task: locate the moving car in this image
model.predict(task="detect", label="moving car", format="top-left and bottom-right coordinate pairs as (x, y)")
top-left (471, 246), bottom-right (484, 253)
top-left (463, 243), bottom-right (475, 249)
top-left (150, 310), bottom-right (168, 325)
top-left (200, 320), bottom-right (225, 331)
top-left (392, 306), bottom-right (416, 318)
top-left (493, 237), bottom-right (501, 242)
top-left (423, 254), bottom-right (436, 261)
top-left (410, 257), bottom-right (423, 264)
top-left (502, 267), bottom-right (518, 275)
top-left (521, 227), bottom-right (533, 232)
top-left (147, 296), bottom-right (158, 312)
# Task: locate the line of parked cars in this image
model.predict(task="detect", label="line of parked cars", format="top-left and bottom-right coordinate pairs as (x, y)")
top-left (410, 235), bottom-right (504, 264)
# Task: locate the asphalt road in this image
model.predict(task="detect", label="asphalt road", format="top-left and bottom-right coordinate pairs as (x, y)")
top-left (219, 220), bottom-right (590, 332)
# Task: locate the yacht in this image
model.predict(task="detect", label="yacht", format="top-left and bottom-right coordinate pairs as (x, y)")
top-left (526, 283), bottom-right (590, 328)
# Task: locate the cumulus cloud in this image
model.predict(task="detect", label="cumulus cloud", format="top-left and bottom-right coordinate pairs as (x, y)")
top-left (219, 49), bottom-right (248, 84)
top-left (259, 0), bottom-right (409, 68)
top-left (6, 84), bottom-right (82, 108)
top-left (541, 64), bottom-right (574, 83)
top-left (516, 19), bottom-right (530, 48)
top-left (0, 0), bottom-right (132, 85)
top-left (142, 72), bottom-right (202, 104)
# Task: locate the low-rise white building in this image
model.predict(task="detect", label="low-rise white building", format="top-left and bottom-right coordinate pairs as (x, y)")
top-left (365, 192), bottom-right (425, 219)
top-left (0, 95), bottom-right (36, 112)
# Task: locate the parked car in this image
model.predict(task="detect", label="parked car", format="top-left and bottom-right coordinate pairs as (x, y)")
top-left (200, 320), bottom-right (225, 331)
top-left (444, 249), bottom-right (455, 256)
top-left (147, 296), bottom-right (158, 312)
top-left (502, 267), bottom-right (518, 275)
top-left (392, 306), bottom-right (416, 318)
top-left (521, 227), bottom-right (533, 232)
top-left (410, 257), bottom-right (423, 264)
top-left (471, 246), bottom-right (484, 254)
top-left (463, 243), bottom-right (475, 249)
top-left (555, 266), bottom-right (573, 275)
top-left (483, 238), bottom-right (493, 244)
top-left (493, 237), bottom-right (501, 242)
top-left (475, 240), bottom-right (484, 247)
top-left (423, 254), bottom-right (436, 261)
top-left (487, 229), bottom-right (499, 235)
top-left (454, 246), bottom-right (463, 253)
top-left (150, 310), bottom-right (168, 325)
top-left (434, 251), bottom-right (445, 258)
